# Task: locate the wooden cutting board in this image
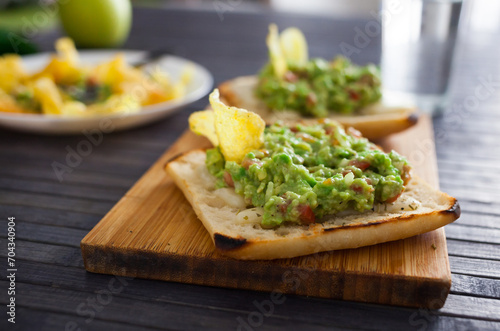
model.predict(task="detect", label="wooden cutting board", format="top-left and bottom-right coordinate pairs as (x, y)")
top-left (81, 115), bottom-right (452, 308)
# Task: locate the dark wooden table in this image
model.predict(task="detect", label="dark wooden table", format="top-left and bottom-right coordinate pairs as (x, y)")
top-left (1, 6), bottom-right (499, 331)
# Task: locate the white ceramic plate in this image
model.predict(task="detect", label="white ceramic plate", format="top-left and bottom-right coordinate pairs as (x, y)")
top-left (0, 51), bottom-right (213, 134)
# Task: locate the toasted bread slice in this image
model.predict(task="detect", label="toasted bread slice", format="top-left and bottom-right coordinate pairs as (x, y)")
top-left (165, 149), bottom-right (460, 260)
top-left (218, 76), bottom-right (419, 140)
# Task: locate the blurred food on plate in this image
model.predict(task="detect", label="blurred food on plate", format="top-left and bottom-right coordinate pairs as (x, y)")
top-left (0, 38), bottom-right (193, 116)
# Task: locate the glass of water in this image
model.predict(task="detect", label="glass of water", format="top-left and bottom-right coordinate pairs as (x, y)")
top-left (381, 0), bottom-right (463, 115)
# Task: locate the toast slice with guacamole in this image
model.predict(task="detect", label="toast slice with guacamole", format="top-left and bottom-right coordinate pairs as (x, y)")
top-left (219, 76), bottom-right (418, 140)
top-left (166, 150), bottom-right (459, 260)
top-left (164, 89), bottom-right (459, 260)
top-left (218, 24), bottom-right (417, 140)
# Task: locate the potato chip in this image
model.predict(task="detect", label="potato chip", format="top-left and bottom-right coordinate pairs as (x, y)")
top-left (210, 89), bottom-right (265, 162)
top-left (189, 109), bottom-right (218, 146)
top-left (266, 24), bottom-right (287, 79)
top-left (189, 89), bottom-right (265, 162)
top-left (280, 27), bottom-right (308, 66)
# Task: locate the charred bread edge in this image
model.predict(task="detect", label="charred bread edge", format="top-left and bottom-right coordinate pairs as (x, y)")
top-left (214, 197), bottom-right (460, 255)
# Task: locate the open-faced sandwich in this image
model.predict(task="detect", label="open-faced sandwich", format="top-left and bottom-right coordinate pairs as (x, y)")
top-left (165, 89), bottom-right (459, 260)
top-left (218, 24), bottom-right (418, 140)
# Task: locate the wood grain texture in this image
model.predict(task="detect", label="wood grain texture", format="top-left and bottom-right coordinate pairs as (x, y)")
top-left (81, 115), bottom-right (453, 308)
top-left (0, 7), bottom-right (498, 330)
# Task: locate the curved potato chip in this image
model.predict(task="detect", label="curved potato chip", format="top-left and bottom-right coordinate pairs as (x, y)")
top-left (266, 24), bottom-right (287, 79)
top-left (280, 27), bottom-right (308, 66)
top-left (210, 89), bottom-right (265, 162)
top-left (189, 109), bottom-right (218, 146)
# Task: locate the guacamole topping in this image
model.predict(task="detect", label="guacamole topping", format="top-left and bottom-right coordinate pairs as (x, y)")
top-left (206, 121), bottom-right (411, 228)
top-left (256, 56), bottom-right (382, 117)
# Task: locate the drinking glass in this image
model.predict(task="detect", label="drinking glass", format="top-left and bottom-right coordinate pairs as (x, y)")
top-left (381, 0), bottom-right (463, 115)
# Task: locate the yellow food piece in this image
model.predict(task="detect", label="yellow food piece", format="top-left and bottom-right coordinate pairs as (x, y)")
top-left (0, 90), bottom-right (27, 113)
top-left (189, 109), bottom-right (218, 146)
top-left (56, 37), bottom-right (79, 65)
top-left (210, 89), bottom-right (265, 162)
top-left (60, 101), bottom-right (88, 116)
top-left (32, 57), bottom-right (83, 85)
top-left (88, 94), bottom-right (141, 115)
top-left (32, 38), bottom-right (83, 85)
top-left (279, 27), bottom-right (308, 66)
top-left (266, 24), bottom-right (287, 79)
top-left (266, 24), bottom-right (309, 78)
top-left (0, 37), bottom-right (191, 117)
top-left (32, 77), bottom-right (88, 116)
top-left (32, 77), bottom-right (63, 115)
top-left (190, 89), bottom-right (265, 162)
top-left (0, 55), bottom-right (26, 93)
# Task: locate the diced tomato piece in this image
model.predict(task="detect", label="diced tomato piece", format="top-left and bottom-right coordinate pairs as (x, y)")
top-left (342, 169), bottom-right (353, 176)
top-left (385, 191), bottom-right (403, 203)
top-left (223, 171), bottom-right (234, 187)
top-left (279, 199), bottom-right (290, 214)
top-left (298, 204), bottom-right (315, 225)
top-left (349, 160), bottom-right (370, 171)
top-left (241, 158), bottom-right (251, 169)
top-left (278, 194), bottom-right (290, 214)
top-left (86, 76), bottom-right (97, 85)
top-left (348, 89), bottom-right (360, 101)
top-left (296, 132), bottom-right (315, 143)
top-left (306, 92), bottom-right (317, 107)
top-left (401, 165), bottom-right (412, 185)
top-left (347, 127), bottom-right (362, 138)
top-left (241, 158), bottom-right (263, 170)
top-left (351, 184), bottom-right (363, 194)
top-left (284, 71), bottom-right (298, 83)
top-left (290, 127), bottom-right (299, 133)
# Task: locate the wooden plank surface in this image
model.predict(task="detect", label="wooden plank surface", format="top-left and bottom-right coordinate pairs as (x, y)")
top-left (81, 115), bottom-right (453, 308)
top-left (1, 7), bottom-right (499, 330)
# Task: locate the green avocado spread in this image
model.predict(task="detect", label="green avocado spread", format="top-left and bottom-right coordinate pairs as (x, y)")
top-left (256, 56), bottom-right (382, 117)
top-left (206, 121), bottom-right (411, 228)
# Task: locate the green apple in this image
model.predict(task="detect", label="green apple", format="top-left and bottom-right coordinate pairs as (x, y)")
top-left (58, 0), bottom-right (132, 48)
